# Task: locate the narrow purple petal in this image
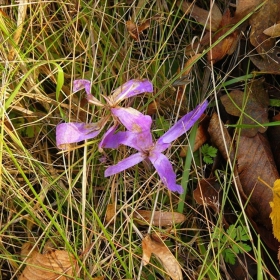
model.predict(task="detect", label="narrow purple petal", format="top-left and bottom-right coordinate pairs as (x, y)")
top-left (105, 153), bottom-right (144, 177)
top-left (73, 79), bottom-right (91, 95)
top-left (149, 152), bottom-right (183, 194)
top-left (153, 141), bottom-right (170, 153)
top-left (56, 122), bottom-right (101, 149)
top-left (112, 79), bottom-right (153, 103)
top-left (111, 107), bottom-right (152, 132)
top-left (158, 100), bottom-right (208, 144)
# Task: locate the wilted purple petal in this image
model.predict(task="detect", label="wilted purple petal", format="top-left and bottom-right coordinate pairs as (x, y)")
top-left (73, 79), bottom-right (103, 106)
top-left (158, 100), bottom-right (208, 145)
top-left (111, 107), bottom-right (152, 132)
top-left (112, 79), bottom-right (153, 104)
top-left (149, 152), bottom-right (183, 194)
top-left (105, 153), bottom-right (144, 177)
top-left (56, 122), bottom-right (101, 149)
top-left (73, 79), bottom-right (91, 95)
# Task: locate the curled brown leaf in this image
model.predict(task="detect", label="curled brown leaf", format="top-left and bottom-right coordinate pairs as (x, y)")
top-left (177, 1), bottom-right (222, 31)
top-left (19, 243), bottom-right (79, 280)
top-left (142, 235), bottom-right (183, 280)
top-left (134, 210), bottom-right (186, 226)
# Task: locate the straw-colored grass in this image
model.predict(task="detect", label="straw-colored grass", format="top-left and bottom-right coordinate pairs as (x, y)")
top-left (0, 1), bottom-right (279, 279)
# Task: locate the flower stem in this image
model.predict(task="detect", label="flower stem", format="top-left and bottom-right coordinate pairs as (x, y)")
top-left (177, 122), bottom-right (198, 213)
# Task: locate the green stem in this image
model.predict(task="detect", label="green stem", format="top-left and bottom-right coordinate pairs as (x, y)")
top-left (177, 122), bottom-right (198, 213)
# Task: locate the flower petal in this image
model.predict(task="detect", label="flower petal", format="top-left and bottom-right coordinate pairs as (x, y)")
top-left (124, 130), bottom-right (154, 150)
top-left (73, 79), bottom-right (91, 95)
top-left (111, 107), bottom-right (152, 132)
top-left (99, 125), bottom-right (126, 150)
top-left (158, 100), bottom-right (208, 144)
top-left (105, 153), bottom-right (144, 177)
top-left (56, 122), bottom-right (101, 149)
top-left (112, 79), bottom-right (153, 104)
top-left (73, 79), bottom-right (103, 106)
top-left (149, 152), bottom-right (183, 193)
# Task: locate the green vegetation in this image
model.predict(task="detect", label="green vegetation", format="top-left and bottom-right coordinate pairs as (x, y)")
top-left (201, 144), bottom-right (218, 164)
top-left (0, 1), bottom-right (279, 279)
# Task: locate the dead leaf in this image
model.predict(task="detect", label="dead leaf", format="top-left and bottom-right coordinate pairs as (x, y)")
top-left (134, 210), bottom-right (186, 226)
top-left (19, 243), bottom-right (79, 280)
top-left (126, 15), bottom-right (161, 41)
top-left (237, 133), bottom-right (278, 230)
top-left (207, 10), bottom-right (239, 63)
top-left (220, 79), bottom-right (269, 137)
top-left (208, 112), bottom-right (236, 162)
top-left (208, 113), bottom-right (280, 250)
top-left (249, 0), bottom-right (280, 54)
top-left (126, 20), bottom-right (150, 41)
top-left (174, 54), bottom-right (202, 90)
top-left (208, 113), bottom-right (250, 203)
top-left (235, 0), bottom-right (263, 19)
top-left (142, 235), bottom-right (182, 280)
top-left (193, 178), bottom-right (221, 212)
top-left (263, 23), bottom-right (280, 37)
top-left (105, 203), bottom-right (116, 225)
top-left (179, 53), bottom-right (202, 80)
top-left (270, 179), bottom-right (280, 242)
top-left (250, 47), bottom-right (280, 74)
top-left (177, 1), bottom-right (222, 31)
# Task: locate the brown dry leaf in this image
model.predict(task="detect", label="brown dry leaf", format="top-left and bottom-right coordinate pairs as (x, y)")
top-left (134, 210), bottom-right (186, 226)
top-left (19, 243), bottom-right (79, 280)
top-left (181, 53), bottom-right (201, 78)
top-left (269, 179), bottom-right (280, 242)
top-left (220, 79), bottom-right (269, 137)
top-left (249, 0), bottom-right (280, 54)
top-left (126, 15), bottom-right (161, 41)
top-left (126, 20), bottom-right (150, 41)
top-left (193, 178), bottom-right (221, 212)
top-left (142, 235), bottom-right (183, 280)
top-left (250, 47), bottom-right (280, 74)
top-left (208, 113), bottom-right (280, 250)
top-left (173, 54), bottom-right (202, 88)
top-left (105, 203), bottom-right (116, 225)
top-left (208, 112), bottom-right (236, 162)
top-left (235, 0), bottom-right (263, 19)
top-left (207, 10), bottom-right (239, 63)
top-left (177, 1), bottom-right (222, 31)
top-left (263, 23), bottom-right (280, 37)
top-left (237, 133), bottom-right (278, 230)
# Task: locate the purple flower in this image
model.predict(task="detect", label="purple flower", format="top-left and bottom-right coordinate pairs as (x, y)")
top-left (56, 79), bottom-right (153, 149)
top-left (104, 100), bottom-right (208, 193)
top-left (73, 78), bottom-right (153, 106)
